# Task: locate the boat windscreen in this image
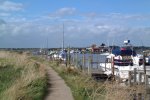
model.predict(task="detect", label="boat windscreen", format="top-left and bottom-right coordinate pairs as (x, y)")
top-left (112, 48), bottom-right (136, 56)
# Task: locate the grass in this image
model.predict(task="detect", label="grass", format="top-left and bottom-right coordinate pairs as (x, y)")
top-left (0, 65), bottom-right (22, 93)
top-left (48, 61), bottom-right (146, 100)
top-left (26, 78), bottom-right (47, 100)
top-left (0, 51), bottom-right (47, 100)
top-left (48, 61), bottom-right (103, 100)
top-left (1, 52), bottom-right (144, 100)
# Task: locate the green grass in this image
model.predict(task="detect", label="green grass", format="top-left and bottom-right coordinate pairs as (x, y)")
top-left (0, 52), bottom-right (47, 100)
top-left (48, 61), bottom-right (104, 100)
top-left (26, 78), bottom-right (47, 100)
top-left (0, 65), bottom-right (22, 94)
top-left (0, 52), bottom-right (146, 100)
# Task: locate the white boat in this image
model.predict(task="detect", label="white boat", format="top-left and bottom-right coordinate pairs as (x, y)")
top-left (100, 52), bottom-right (110, 56)
top-left (59, 50), bottom-right (67, 61)
top-left (70, 50), bottom-right (75, 54)
top-left (100, 40), bottom-right (145, 81)
top-left (53, 53), bottom-right (59, 60)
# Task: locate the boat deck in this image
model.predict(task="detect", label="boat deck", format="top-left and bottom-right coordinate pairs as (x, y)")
top-left (88, 65), bottom-right (150, 80)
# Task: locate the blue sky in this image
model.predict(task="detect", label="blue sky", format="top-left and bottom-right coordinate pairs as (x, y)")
top-left (0, 0), bottom-right (150, 48)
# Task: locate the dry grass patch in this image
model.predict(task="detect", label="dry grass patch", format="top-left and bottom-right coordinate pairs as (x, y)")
top-left (0, 51), bottom-right (47, 100)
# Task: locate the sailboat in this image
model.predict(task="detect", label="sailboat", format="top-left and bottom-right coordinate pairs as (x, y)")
top-left (58, 23), bottom-right (67, 61)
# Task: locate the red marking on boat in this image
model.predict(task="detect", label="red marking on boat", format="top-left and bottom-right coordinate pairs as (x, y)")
top-left (121, 48), bottom-right (126, 50)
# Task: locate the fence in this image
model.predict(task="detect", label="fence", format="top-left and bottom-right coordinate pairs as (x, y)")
top-left (68, 53), bottom-right (105, 74)
top-left (128, 68), bottom-right (150, 100)
top-left (47, 52), bottom-right (150, 100)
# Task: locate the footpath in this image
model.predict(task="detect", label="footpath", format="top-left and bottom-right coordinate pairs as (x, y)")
top-left (44, 66), bottom-right (74, 100)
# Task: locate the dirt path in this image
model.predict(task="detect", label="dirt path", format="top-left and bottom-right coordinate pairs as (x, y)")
top-left (44, 66), bottom-right (74, 100)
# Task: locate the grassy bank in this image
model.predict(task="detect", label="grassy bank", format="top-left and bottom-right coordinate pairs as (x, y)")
top-left (48, 61), bottom-right (146, 100)
top-left (0, 51), bottom-right (47, 100)
top-left (48, 61), bottom-right (104, 100)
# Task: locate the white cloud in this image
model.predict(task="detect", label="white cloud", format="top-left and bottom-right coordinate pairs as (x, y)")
top-left (49, 7), bottom-right (76, 17)
top-left (57, 7), bottom-right (76, 15)
top-left (0, 7), bottom-right (150, 47)
top-left (0, 19), bottom-right (150, 47)
top-left (0, 1), bottom-right (24, 11)
top-left (83, 12), bottom-right (150, 22)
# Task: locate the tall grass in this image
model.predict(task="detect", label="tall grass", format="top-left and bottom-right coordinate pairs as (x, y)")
top-left (49, 61), bottom-right (146, 100)
top-left (0, 51), bottom-right (47, 100)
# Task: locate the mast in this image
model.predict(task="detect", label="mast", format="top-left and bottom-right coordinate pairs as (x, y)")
top-left (62, 23), bottom-right (64, 50)
top-left (47, 37), bottom-right (48, 55)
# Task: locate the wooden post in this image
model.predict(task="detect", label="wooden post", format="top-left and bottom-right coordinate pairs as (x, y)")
top-left (128, 71), bottom-right (132, 86)
top-left (91, 54), bottom-right (93, 69)
top-left (90, 50), bottom-right (92, 71)
top-left (145, 75), bottom-right (148, 86)
top-left (76, 53), bottom-right (78, 68)
top-left (143, 51), bottom-right (146, 74)
top-left (82, 53), bottom-right (85, 72)
top-left (97, 54), bottom-right (99, 69)
top-left (134, 68), bottom-right (137, 83)
top-left (88, 55), bottom-right (93, 75)
top-left (145, 75), bottom-right (150, 100)
top-left (84, 54), bottom-right (86, 69)
top-left (88, 55), bottom-right (89, 74)
top-left (73, 53), bottom-right (75, 65)
top-left (105, 59), bottom-right (106, 71)
top-left (67, 46), bottom-right (70, 67)
top-left (138, 72), bottom-right (142, 85)
top-left (70, 53), bottom-right (72, 65)
top-left (111, 57), bottom-right (115, 81)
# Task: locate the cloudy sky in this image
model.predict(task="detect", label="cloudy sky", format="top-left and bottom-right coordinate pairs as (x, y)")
top-left (0, 0), bottom-right (150, 48)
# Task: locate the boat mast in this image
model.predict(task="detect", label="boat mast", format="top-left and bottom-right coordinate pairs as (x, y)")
top-left (47, 37), bottom-right (48, 55)
top-left (62, 23), bottom-right (64, 50)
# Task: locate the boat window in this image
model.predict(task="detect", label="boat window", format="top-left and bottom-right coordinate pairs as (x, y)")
top-left (112, 48), bottom-right (136, 56)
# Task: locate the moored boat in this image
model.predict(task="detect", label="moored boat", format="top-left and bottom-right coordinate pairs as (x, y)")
top-left (99, 40), bottom-right (145, 81)
top-left (59, 50), bottom-right (67, 61)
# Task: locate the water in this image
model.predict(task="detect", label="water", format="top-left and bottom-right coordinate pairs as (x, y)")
top-left (70, 53), bottom-right (107, 69)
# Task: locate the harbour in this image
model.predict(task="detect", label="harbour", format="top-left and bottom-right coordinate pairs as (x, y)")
top-left (1, 0), bottom-right (150, 100)
top-left (44, 40), bottom-right (150, 83)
